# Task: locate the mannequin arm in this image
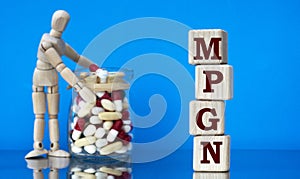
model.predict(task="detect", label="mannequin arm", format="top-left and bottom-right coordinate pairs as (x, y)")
top-left (65, 43), bottom-right (93, 68)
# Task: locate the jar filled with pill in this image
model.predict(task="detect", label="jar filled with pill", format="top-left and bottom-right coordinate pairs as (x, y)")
top-left (68, 66), bottom-right (133, 161)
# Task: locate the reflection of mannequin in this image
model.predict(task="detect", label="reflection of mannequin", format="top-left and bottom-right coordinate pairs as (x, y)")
top-left (26, 157), bottom-right (70, 179)
top-left (25, 10), bottom-right (96, 159)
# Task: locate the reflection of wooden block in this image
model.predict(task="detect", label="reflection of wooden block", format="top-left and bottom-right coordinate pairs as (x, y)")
top-left (190, 100), bottom-right (224, 135)
top-left (193, 135), bottom-right (230, 172)
top-left (195, 65), bottom-right (233, 100)
top-left (189, 29), bottom-right (227, 65)
top-left (193, 172), bottom-right (229, 179)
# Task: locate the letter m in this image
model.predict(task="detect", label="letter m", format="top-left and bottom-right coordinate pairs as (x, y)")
top-left (193, 38), bottom-right (222, 60)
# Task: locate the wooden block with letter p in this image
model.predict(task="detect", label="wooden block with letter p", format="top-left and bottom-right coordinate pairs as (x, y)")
top-left (190, 100), bottom-right (225, 135)
top-left (189, 29), bottom-right (227, 65)
top-left (195, 65), bottom-right (233, 100)
top-left (193, 135), bottom-right (230, 172)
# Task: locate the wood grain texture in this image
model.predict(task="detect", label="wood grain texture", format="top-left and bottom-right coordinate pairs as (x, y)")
top-left (195, 65), bottom-right (233, 100)
top-left (189, 29), bottom-right (227, 65)
top-left (193, 135), bottom-right (230, 172)
top-left (190, 100), bottom-right (225, 135)
top-left (193, 172), bottom-right (229, 179)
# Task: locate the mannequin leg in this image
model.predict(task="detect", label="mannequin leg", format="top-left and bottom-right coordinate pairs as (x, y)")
top-left (25, 86), bottom-right (48, 158)
top-left (47, 85), bottom-right (70, 157)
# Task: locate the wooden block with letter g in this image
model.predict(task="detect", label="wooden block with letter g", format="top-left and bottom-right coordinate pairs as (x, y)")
top-left (189, 29), bottom-right (227, 65)
top-left (195, 65), bottom-right (233, 100)
top-left (190, 100), bottom-right (225, 135)
top-left (193, 135), bottom-right (230, 172)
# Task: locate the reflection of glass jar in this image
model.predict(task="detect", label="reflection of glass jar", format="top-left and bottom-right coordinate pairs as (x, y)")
top-left (68, 67), bottom-right (133, 161)
top-left (69, 157), bottom-right (132, 178)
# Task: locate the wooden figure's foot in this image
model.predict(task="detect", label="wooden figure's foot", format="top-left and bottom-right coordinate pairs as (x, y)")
top-left (25, 149), bottom-right (48, 159)
top-left (48, 149), bottom-right (70, 158)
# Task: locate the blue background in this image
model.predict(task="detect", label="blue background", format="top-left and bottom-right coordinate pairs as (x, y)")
top-left (1, 0), bottom-right (300, 154)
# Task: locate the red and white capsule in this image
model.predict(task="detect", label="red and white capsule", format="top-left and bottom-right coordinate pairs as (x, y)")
top-left (107, 120), bottom-right (123, 142)
top-left (72, 118), bottom-right (85, 141)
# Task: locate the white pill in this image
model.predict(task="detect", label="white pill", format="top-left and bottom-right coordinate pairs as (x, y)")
top-left (122, 120), bottom-right (131, 125)
top-left (107, 129), bottom-right (118, 142)
top-left (99, 141), bottom-right (123, 155)
top-left (103, 121), bottom-right (113, 130)
top-left (122, 125), bottom-right (131, 133)
top-left (71, 167), bottom-right (82, 172)
top-left (74, 136), bottom-right (96, 147)
top-left (113, 100), bottom-right (123, 112)
top-left (83, 125), bottom-right (97, 136)
top-left (72, 105), bottom-right (80, 113)
top-left (95, 138), bottom-right (108, 148)
top-left (99, 167), bottom-right (122, 176)
top-left (94, 128), bottom-right (106, 139)
top-left (107, 175), bottom-right (115, 179)
top-left (95, 171), bottom-right (108, 179)
top-left (115, 145), bottom-right (127, 154)
top-left (101, 99), bottom-right (116, 111)
top-left (84, 145), bottom-right (97, 154)
top-left (84, 168), bottom-right (96, 174)
top-left (92, 107), bottom-right (104, 115)
top-left (114, 167), bottom-right (128, 172)
top-left (96, 91), bottom-right (105, 98)
top-left (72, 129), bottom-right (82, 141)
top-left (74, 171), bottom-right (96, 179)
top-left (71, 175), bottom-right (80, 179)
top-left (71, 145), bottom-right (82, 154)
top-left (90, 116), bottom-right (102, 125)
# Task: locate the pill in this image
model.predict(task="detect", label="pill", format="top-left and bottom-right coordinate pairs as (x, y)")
top-left (72, 118), bottom-right (85, 140)
top-left (96, 69), bottom-right (108, 83)
top-left (122, 97), bottom-right (129, 110)
top-left (107, 176), bottom-right (115, 179)
top-left (84, 168), bottom-right (96, 174)
top-left (122, 120), bottom-right (131, 125)
top-left (71, 167), bottom-right (82, 172)
top-left (106, 129), bottom-right (118, 142)
top-left (99, 166), bottom-right (122, 176)
top-left (121, 110), bottom-right (129, 120)
top-left (71, 145), bottom-right (82, 154)
top-left (103, 121), bottom-right (113, 130)
top-left (107, 120), bottom-right (123, 142)
top-left (98, 112), bottom-right (122, 120)
top-left (84, 145), bottom-right (97, 154)
top-left (112, 90), bottom-right (124, 100)
top-left (89, 64), bottom-right (100, 72)
top-left (114, 167), bottom-right (128, 172)
top-left (95, 138), bottom-right (108, 148)
top-left (122, 125), bottom-right (132, 133)
top-left (83, 124), bottom-right (97, 136)
top-left (101, 99), bottom-right (116, 111)
top-left (96, 91), bottom-right (105, 98)
top-left (92, 107), bottom-right (104, 115)
top-left (95, 172), bottom-right (108, 179)
top-left (74, 171), bottom-right (96, 179)
top-left (90, 116), bottom-right (102, 125)
top-left (115, 145), bottom-right (128, 154)
top-left (113, 100), bottom-right (123, 112)
top-left (99, 141), bottom-right (123, 155)
top-left (94, 127), bottom-right (106, 139)
top-left (74, 136), bottom-right (96, 147)
top-left (121, 172), bottom-right (131, 179)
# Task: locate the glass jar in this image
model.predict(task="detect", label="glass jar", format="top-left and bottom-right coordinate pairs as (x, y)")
top-left (68, 67), bottom-right (133, 161)
top-left (69, 157), bottom-right (132, 178)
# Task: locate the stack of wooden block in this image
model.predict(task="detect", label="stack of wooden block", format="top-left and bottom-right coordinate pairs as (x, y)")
top-left (188, 29), bottom-right (233, 178)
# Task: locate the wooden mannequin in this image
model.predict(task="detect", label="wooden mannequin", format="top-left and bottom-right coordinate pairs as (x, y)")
top-left (25, 10), bottom-right (96, 158)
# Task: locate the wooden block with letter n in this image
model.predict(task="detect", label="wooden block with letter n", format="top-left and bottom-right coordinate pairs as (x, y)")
top-left (193, 135), bottom-right (230, 172)
top-left (195, 65), bottom-right (233, 100)
top-left (189, 29), bottom-right (227, 65)
top-left (190, 100), bottom-right (225, 135)
top-left (193, 172), bottom-right (229, 179)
